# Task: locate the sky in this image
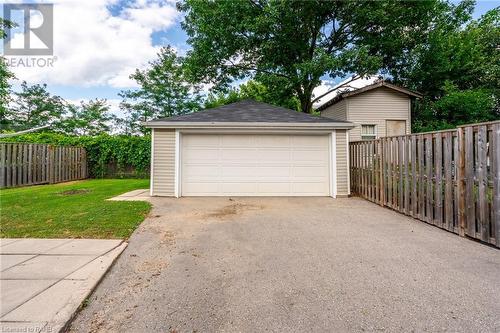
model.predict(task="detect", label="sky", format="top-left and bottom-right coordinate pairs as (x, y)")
top-left (1, 0), bottom-right (499, 115)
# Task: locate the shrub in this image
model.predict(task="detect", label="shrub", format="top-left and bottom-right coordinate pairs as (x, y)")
top-left (1, 133), bottom-right (151, 178)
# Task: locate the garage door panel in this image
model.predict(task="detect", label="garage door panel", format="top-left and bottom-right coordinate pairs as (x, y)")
top-left (293, 166), bottom-right (328, 177)
top-left (221, 182), bottom-right (258, 193)
top-left (183, 165), bottom-right (219, 178)
top-left (291, 182), bottom-right (328, 194)
top-left (183, 148), bottom-right (218, 161)
top-left (181, 134), bottom-right (330, 196)
top-left (291, 150), bottom-right (329, 161)
top-left (182, 182), bottom-right (221, 194)
top-left (257, 182), bottom-right (292, 193)
top-left (292, 135), bottom-right (328, 147)
top-left (220, 135), bottom-right (254, 146)
top-left (256, 135), bottom-right (291, 146)
top-left (257, 149), bottom-right (291, 160)
top-left (221, 166), bottom-right (259, 177)
top-left (221, 149), bottom-right (260, 160)
top-left (255, 166), bottom-right (292, 177)
top-left (183, 135), bottom-right (220, 147)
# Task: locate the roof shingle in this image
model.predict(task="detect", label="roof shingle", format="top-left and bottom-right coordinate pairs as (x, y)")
top-left (150, 100), bottom-right (348, 123)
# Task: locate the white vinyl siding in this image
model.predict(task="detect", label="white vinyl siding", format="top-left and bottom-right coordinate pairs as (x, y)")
top-left (345, 87), bottom-right (410, 141)
top-left (181, 133), bottom-right (330, 196)
top-left (321, 99), bottom-right (347, 121)
top-left (151, 129), bottom-right (175, 196)
top-left (335, 129), bottom-right (349, 196)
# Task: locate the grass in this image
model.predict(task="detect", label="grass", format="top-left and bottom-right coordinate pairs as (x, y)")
top-left (0, 179), bottom-right (151, 239)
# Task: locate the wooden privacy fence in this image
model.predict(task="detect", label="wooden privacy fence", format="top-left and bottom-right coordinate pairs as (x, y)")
top-left (350, 121), bottom-right (500, 248)
top-left (0, 143), bottom-right (88, 188)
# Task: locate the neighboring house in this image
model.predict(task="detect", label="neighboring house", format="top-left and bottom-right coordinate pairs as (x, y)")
top-left (317, 81), bottom-right (422, 141)
top-left (145, 100), bottom-right (354, 197)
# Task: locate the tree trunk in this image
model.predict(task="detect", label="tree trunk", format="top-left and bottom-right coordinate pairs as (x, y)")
top-left (299, 92), bottom-right (313, 113)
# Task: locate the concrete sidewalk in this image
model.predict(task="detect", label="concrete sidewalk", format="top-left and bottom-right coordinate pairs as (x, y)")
top-left (0, 238), bottom-right (127, 333)
top-left (107, 189), bottom-right (150, 201)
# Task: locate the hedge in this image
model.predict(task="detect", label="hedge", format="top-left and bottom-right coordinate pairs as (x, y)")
top-left (1, 133), bottom-right (151, 178)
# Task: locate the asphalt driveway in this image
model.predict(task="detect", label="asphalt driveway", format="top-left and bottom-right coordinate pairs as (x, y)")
top-left (69, 197), bottom-right (500, 333)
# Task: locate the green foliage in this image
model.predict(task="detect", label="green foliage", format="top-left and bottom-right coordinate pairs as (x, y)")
top-left (0, 58), bottom-right (15, 131)
top-left (2, 133), bottom-right (151, 178)
top-left (412, 85), bottom-right (498, 132)
top-left (204, 80), bottom-right (300, 110)
top-left (120, 46), bottom-right (202, 134)
top-left (6, 81), bottom-right (65, 131)
top-left (179, 0), bottom-right (438, 112)
top-left (0, 18), bottom-right (16, 39)
top-left (0, 18), bottom-right (16, 131)
top-left (62, 99), bottom-right (117, 135)
top-left (0, 179), bottom-right (151, 239)
top-left (391, 5), bottom-right (499, 131)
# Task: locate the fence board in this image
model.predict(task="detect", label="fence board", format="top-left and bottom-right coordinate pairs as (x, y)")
top-left (434, 134), bottom-right (443, 227)
top-left (464, 127), bottom-right (475, 236)
top-left (425, 135), bottom-right (433, 223)
top-left (492, 124), bottom-right (500, 247)
top-left (0, 143), bottom-right (87, 189)
top-left (350, 121), bottom-right (500, 248)
top-left (477, 126), bottom-right (489, 242)
top-left (0, 144), bottom-right (5, 188)
top-left (444, 132), bottom-right (453, 231)
top-left (411, 136), bottom-right (417, 217)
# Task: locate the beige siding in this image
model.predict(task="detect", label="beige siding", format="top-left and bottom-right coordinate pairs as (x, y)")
top-left (347, 87), bottom-right (411, 141)
top-left (335, 129), bottom-right (349, 196)
top-left (321, 99), bottom-right (347, 121)
top-left (152, 129), bottom-right (175, 196)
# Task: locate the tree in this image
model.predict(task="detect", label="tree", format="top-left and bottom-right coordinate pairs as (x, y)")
top-left (120, 46), bottom-right (203, 134)
top-left (390, 5), bottom-right (500, 131)
top-left (412, 83), bottom-right (498, 132)
top-left (10, 82), bottom-right (66, 131)
top-left (390, 2), bottom-right (498, 98)
top-left (61, 99), bottom-right (116, 135)
top-left (204, 79), bottom-right (300, 110)
top-left (178, 0), bottom-right (439, 113)
top-left (0, 18), bottom-right (16, 131)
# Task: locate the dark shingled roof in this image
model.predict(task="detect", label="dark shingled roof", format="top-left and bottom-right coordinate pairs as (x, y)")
top-left (150, 100), bottom-right (348, 123)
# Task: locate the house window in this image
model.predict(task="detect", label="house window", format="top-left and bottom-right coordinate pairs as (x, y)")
top-left (361, 125), bottom-right (376, 140)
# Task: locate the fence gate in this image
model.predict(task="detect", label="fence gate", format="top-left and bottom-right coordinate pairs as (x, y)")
top-left (350, 121), bottom-right (500, 248)
top-left (0, 143), bottom-right (88, 189)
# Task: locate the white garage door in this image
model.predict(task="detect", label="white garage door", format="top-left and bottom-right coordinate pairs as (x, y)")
top-left (181, 134), bottom-right (331, 196)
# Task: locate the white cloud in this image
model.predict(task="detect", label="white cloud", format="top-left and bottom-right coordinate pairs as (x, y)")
top-left (7, 0), bottom-right (180, 88)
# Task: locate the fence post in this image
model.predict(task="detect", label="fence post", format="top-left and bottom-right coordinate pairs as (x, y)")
top-left (379, 139), bottom-right (385, 206)
top-left (457, 127), bottom-right (466, 237)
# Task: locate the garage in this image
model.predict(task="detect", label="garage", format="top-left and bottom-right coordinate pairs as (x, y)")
top-left (146, 100), bottom-right (353, 198)
top-left (181, 133), bottom-right (330, 196)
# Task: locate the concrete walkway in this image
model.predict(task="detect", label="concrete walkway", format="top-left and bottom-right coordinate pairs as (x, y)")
top-left (0, 238), bottom-right (127, 333)
top-left (107, 189), bottom-right (150, 201)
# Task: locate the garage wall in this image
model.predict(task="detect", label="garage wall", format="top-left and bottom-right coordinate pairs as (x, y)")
top-left (151, 129), bottom-right (175, 196)
top-left (335, 129), bottom-right (349, 196)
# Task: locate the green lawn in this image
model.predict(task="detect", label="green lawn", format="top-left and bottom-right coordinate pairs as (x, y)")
top-left (0, 179), bottom-right (151, 239)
